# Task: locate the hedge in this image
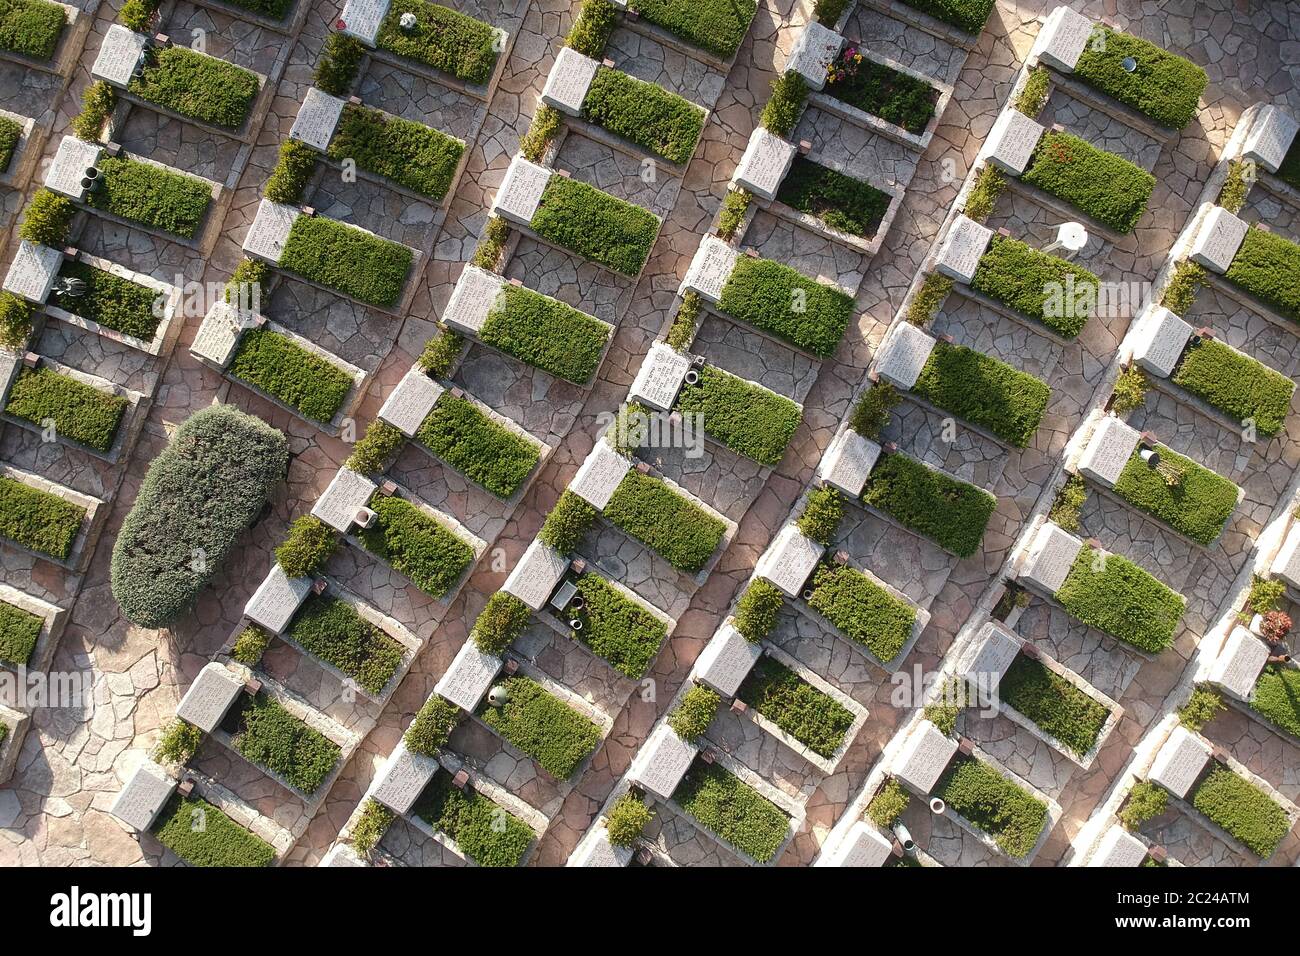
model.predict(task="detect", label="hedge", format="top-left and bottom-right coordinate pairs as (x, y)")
top-left (896, 0), bottom-right (994, 33)
top-left (471, 590), bottom-right (531, 655)
top-left (602, 470), bottom-right (726, 574)
top-left (1171, 338), bottom-right (1294, 438)
top-left (375, 0), bottom-right (500, 84)
top-left (477, 675), bottom-right (602, 778)
top-left (5, 366), bottom-right (127, 453)
top-left (480, 284), bottom-right (609, 384)
top-left (999, 653), bottom-right (1108, 757)
top-left (537, 489), bottom-right (597, 554)
top-left (861, 453), bottom-right (996, 558)
top-left (734, 579), bottom-right (784, 642)
top-left (1111, 444), bottom-right (1239, 545)
top-left (935, 755), bottom-right (1048, 858)
top-left (129, 46), bottom-right (259, 129)
top-left (672, 759), bottom-right (789, 863)
top-left (0, 0), bottom-right (65, 60)
top-left (19, 188), bottom-right (73, 247)
top-left (674, 366), bottom-right (801, 466)
top-left (48, 260), bottom-right (163, 341)
top-left (1055, 545), bottom-right (1184, 653)
top-left (278, 216), bottom-right (412, 308)
top-left (152, 794), bottom-right (276, 866)
top-left (530, 175), bottom-right (659, 277)
top-left (285, 593), bottom-right (404, 696)
top-left (669, 683), bottom-right (720, 741)
top-left (0, 599), bottom-right (42, 667)
top-left (776, 157), bottom-right (890, 238)
top-left (626, 0), bottom-right (756, 59)
top-left (1190, 763), bottom-right (1291, 857)
top-left (413, 771), bottom-right (534, 866)
top-left (581, 67), bottom-right (704, 165)
top-left (806, 561), bottom-right (916, 663)
top-left (1250, 665), bottom-right (1300, 740)
top-left (0, 115), bottom-right (20, 173)
top-left (760, 71), bottom-right (808, 137)
top-left (274, 515), bottom-right (335, 578)
top-left (1223, 227), bottom-right (1300, 322)
top-left (356, 493), bottom-right (474, 597)
top-left (228, 692), bottom-right (340, 794)
top-left (605, 792), bottom-right (652, 847)
top-left (824, 52), bottom-right (937, 135)
top-left (313, 32), bottom-right (363, 96)
top-left (716, 256), bottom-right (854, 357)
top-left (736, 655), bottom-right (854, 758)
top-left (87, 157), bottom-right (211, 238)
top-left (797, 485), bottom-right (842, 546)
top-left (910, 341), bottom-right (1050, 447)
top-left (404, 695), bottom-right (461, 756)
top-left (415, 395), bottom-right (540, 499)
top-left (327, 103), bottom-right (464, 199)
top-left (970, 235), bottom-right (1099, 338)
top-left (570, 573), bottom-right (668, 679)
top-left (565, 0), bottom-right (617, 59)
top-left (228, 329), bottom-right (353, 424)
top-left (1020, 130), bottom-right (1155, 233)
top-left (0, 476), bottom-right (83, 562)
top-left (1073, 28), bottom-right (1207, 130)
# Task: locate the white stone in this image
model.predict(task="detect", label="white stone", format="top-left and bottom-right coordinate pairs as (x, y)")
top-left (243, 199), bottom-right (299, 264)
top-left (820, 821), bottom-right (894, 867)
top-left (569, 440), bottom-right (633, 510)
top-left (1129, 304), bottom-right (1192, 378)
top-left (694, 622), bottom-right (762, 697)
top-left (442, 265), bottom-right (505, 336)
top-left (934, 214), bottom-right (993, 284)
top-left (541, 47), bottom-right (599, 117)
top-left (1207, 626), bottom-right (1269, 702)
top-left (321, 844), bottom-right (367, 866)
top-left (191, 301), bottom-right (248, 368)
top-left (2, 240), bottom-right (63, 304)
top-left (755, 525), bottom-right (825, 598)
top-left (1018, 521), bottom-right (1084, 596)
top-left (1272, 525), bottom-right (1300, 590)
top-left (176, 663), bottom-right (243, 733)
top-left (816, 428), bottom-right (881, 497)
top-left (628, 342), bottom-right (691, 412)
top-left (961, 622), bottom-right (1021, 692)
top-left (338, 0), bottom-right (389, 46)
top-left (1147, 727), bottom-right (1211, 798)
top-left (568, 826), bottom-right (633, 867)
top-left (1035, 5), bottom-right (1093, 72)
top-left (629, 724), bottom-right (698, 800)
top-left (491, 156), bottom-right (552, 226)
top-left (371, 742), bottom-right (439, 815)
top-left (985, 109), bottom-right (1045, 176)
top-left (92, 24), bottom-right (147, 88)
top-left (873, 322), bottom-right (937, 391)
top-left (1189, 205), bottom-right (1248, 274)
top-left (244, 564), bottom-right (312, 635)
top-left (733, 127), bottom-right (797, 201)
top-left (435, 639), bottom-right (502, 711)
top-left (110, 762), bottom-right (175, 831)
top-left (680, 236), bottom-right (739, 304)
top-left (502, 540), bottom-right (569, 611)
top-left (786, 21), bottom-right (841, 92)
top-left (1077, 415), bottom-right (1141, 488)
top-left (45, 136), bottom-right (102, 201)
top-left (892, 721), bottom-right (958, 795)
top-left (291, 87), bottom-right (346, 152)
top-left (312, 468), bottom-right (378, 532)
top-left (1088, 825), bottom-right (1149, 867)
top-left (378, 368), bottom-right (444, 437)
top-left (1242, 105), bottom-right (1299, 175)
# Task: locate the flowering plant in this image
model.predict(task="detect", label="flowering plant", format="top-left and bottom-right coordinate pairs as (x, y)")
top-left (825, 46), bottom-right (865, 84)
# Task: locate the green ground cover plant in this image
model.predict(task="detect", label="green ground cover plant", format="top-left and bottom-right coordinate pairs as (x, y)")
top-left (530, 175), bottom-right (659, 277)
top-left (970, 235), bottom-right (1099, 338)
top-left (999, 652), bottom-right (1109, 756)
top-left (0, 0), bottom-right (65, 60)
top-left (375, 0), bottom-right (500, 84)
top-left (0, 598), bottom-right (42, 667)
top-left (327, 103), bottom-right (464, 199)
top-left (910, 340), bottom-right (1050, 447)
top-left (129, 46), bottom-right (259, 128)
top-left (1111, 443), bottom-right (1239, 545)
top-left (4, 365), bottom-right (127, 453)
top-left (415, 395), bottom-right (540, 499)
top-left (737, 655), bottom-right (854, 757)
top-left (1020, 130), bottom-right (1155, 233)
top-left (570, 573), bottom-right (668, 679)
top-left (87, 157), bottom-right (211, 238)
top-left (356, 493), bottom-right (474, 597)
top-left (861, 453), bottom-right (995, 557)
top-left (674, 366), bottom-right (801, 466)
top-left (716, 256), bottom-right (854, 357)
top-left (0, 476), bottom-right (84, 561)
top-left (776, 157), bottom-right (890, 238)
top-left (806, 561), bottom-right (916, 663)
top-left (672, 758), bottom-right (789, 862)
top-left (48, 259), bottom-right (163, 341)
top-left (278, 215), bottom-right (412, 307)
top-left (1223, 226), bottom-right (1300, 322)
top-left (602, 470), bottom-right (726, 574)
top-left (228, 328), bottom-right (353, 424)
top-left (477, 675), bottom-right (602, 778)
top-left (581, 67), bottom-right (704, 164)
top-left (480, 284), bottom-right (609, 383)
top-left (413, 771), bottom-right (534, 866)
top-left (285, 593), bottom-right (404, 696)
top-left (824, 50), bottom-right (937, 135)
top-left (935, 754), bottom-right (1048, 858)
top-left (1073, 28), bottom-right (1207, 129)
top-left (1054, 545), bottom-right (1185, 653)
top-left (1170, 337), bottom-right (1293, 437)
top-left (152, 794), bottom-right (276, 866)
top-left (227, 692), bottom-right (340, 794)
top-left (1190, 763), bottom-right (1291, 857)
top-left (626, 0), bottom-right (757, 59)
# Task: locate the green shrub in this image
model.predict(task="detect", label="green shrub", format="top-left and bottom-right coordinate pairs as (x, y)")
top-left (286, 593), bottom-right (404, 695)
top-left (627, 0), bottom-right (757, 59)
top-left (1223, 226), bottom-right (1300, 321)
top-left (1055, 545), bottom-right (1184, 653)
top-left (413, 770), bottom-right (534, 866)
top-left (1179, 684), bottom-right (1225, 732)
top-left (715, 189), bottom-right (749, 241)
top-left (924, 678), bottom-right (968, 735)
top-left (669, 683), bottom-right (719, 742)
top-left (5, 366), bottom-right (126, 453)
top-left (530, 175), bottom-right (660, 277)
top-left (19, 189), bottom-right (74, 246)
top-left (1278, 137), bottom-right (1300, 191)
top-left (0, 292), bottom-right (33, 349)
top-left (911, 341), bottom-right (1050, 447)
top-left (1246, 575), bottom-right (1286, 617)
top-left (538, 490), bottom-right (597, 554)
top-left (1171, 337), bottom-right (1293, 437)
top-left (1110, 365), bottom-right (1148, 415)
top-left (1015, 66), bottom-right (1050, 117)
top-left (228, 328), bottom-right (353, 423)
top-left (231, 625), bottom-right (270, 666)
top-left (71, 81), bottom-right (116, 141)
top-left (356, 493), bottom-right (474, 597)
top-left (519, 104), bottom-right (561, 162)
top-left (1217, 160), bottom-right (1251, 213)
top-left (861, 453), bottom-right (996, 558)
top-left (0, 475), bottom-right (84, 561)
top-left (672, 759), bottom-right (789, 862)
top-left (1191, 763), bottom-right (1291, 857)
top-left (0, 598), bottom-right (42, 667)
top-left (278, 215), bottom-right (412, 307)
top-left (961, 164), bottom-right (1004, 222)
top-left (404, 695), bottom-right (461, 756)
top-left (118, 0), bottom-right (159, 31)
top-left (896, 0), bottom-right (994, 33)
top-left (1048, 474), bottom-right (1087, 533)
top-left (603, 470), bottom-right (726, 574)
top-left (760, 70), bottom-right (808, 137)
top-left (776, 157), bottom-right (890, 238)
top-left (415, 395), bottom-right (540, 499)
top-left (470, 215), bottom-right (510, 271)
top-left (674, 365), bottom-right (801, 466)
top-left (734, 579), bottom-right (784, 642)
top-left (570, 573), bottom-right (668, 679)
top-left (1000, 653), bottom-right (1109, 757)
top-left (1111, 443), bottom-right (1239, 545)
top-left (565, 0), bottom-right (617, 58)
top-left (352, 799), bottom-right (393, 854)
top-left (345, 419), bottom-right (405, 474)
top-left (1160, 260), bottom-right (1205, 315)
top-left (849, 381), bottom-right (900, 438)
top-left (0, 0), bottom-right (66, 60)
top-left (716, 256), bottom-right (854, 357)
top-left (471, 591), bottom-right (531, 655)
top-left (274, 515), bottom-right (337, 578)
top-left (667, 292), bottom-right (701, 351)
top-left (824, 53), bottom-right (937, 135)
top-left (230, 692), bottom-right (340, 794)
top-left (225, 257), bottom-right (269, 306)
top-left (970, 235), bottom-right (1099, 338)
top-left (936, 755), bottom-right (1047, 858)
top-left (314, 32), bottom-right (363, 96)
top-left (1120, 780), bottom-right (1167, 830)
top-left (581, 67), bottom-right (704, 164)
top-left (48, 260), bottom-right (162, 341)
top-left (737, 655), bottom-right (854, 758)
top-left (1073, 28), bottom-right (1207, 129)
top-left (806, 561), bottom-right (916, 663)
top-left (417, 324), bottom-right (463, 378)
top-left (867, 778), bottom-right (910, 828)
top-left (609, 401), bottom-right (648, 456)
top-left (812, 0), bottom-right (849, 27)
top-left (263, 139), bottom-right (316, 204)
top-left (223, 0), bottom-right (292, 17)
top-left (480, 284), bottom-right (609, 383)
top-left (129, 46), bottom-right (259, 128)
top-left (152, 794), bottom-right (276, 867)
top-left (1021, 131), bottom-right (1155, 233)
top-left (88, 157), bottom-right (211, 238)
top-left (328, 103), bottom-right (465, 199)
top-left (477, 675), bottom-right (602, 778)
top-left (375, 0), bottom-right (500, 84)
top-left (154, 718), bottom-right (202, 765)
top-left (0, 722), bottom-right (7, 745)
top-left (797, 486), bottom-right (842, 545)
top-left (1251, 665), bottom-right (1300, 739)
top-left (605, 792), bottom-right (652, 847)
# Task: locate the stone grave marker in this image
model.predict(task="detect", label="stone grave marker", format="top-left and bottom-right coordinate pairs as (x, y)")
top-left (694, 621), bottom-right (762, 697)
top-left (312, 468), bottom-right (377, 532)
top-left (787, 21), bottom-right (842, 91)
top-left (371, 742), bottom-right (439, 815)
top-left (378, 368), bottom-right (444, 437)
top-left (892, 721), bottom-right (958, 795)
top-left (176, 662), bottom-right (244, 733)
top-left (339, 0), bottom-right (390, 46)
top-left (962, 622), bottom-right (1021, 692)
top-left (1088, 825), bottom-right (1149, 867)
top-left (569, 440), bottom-right (632, 510)
top-left (986, 109), bottom-right (1045, 176)
top-left (755, 525), bottom-right (825, 598)
top-left (1272, 525), bottom-right (1300, 590)
top-left (569, 826), bottom-right (632, 867)
top-left (816, 427), bottom-right (881, 497)
top-left (491, 156), bottom-right (552, 226)
top-left (821, 820), bottom-right (893, 867)
top-left (733, 128), bottom-right (797, 201)
top-left (1207, 626), bottom-right (1269, 701)
top-left (873, 321), bottom-right (936, 391)
top-left (1189, 205), bottom-right (1248, 274)
top-left (435, 639), bottom-right (503, 711)
top-left (1035, 5), bottom-right (1093, 72)
top-left (244, 564), bottom-right (313, 634)
top-left (110, 761), bottom-right (176, 831)
top-left (191, 301), bottom-right (248, 368)
top-left (442, 265), bottom-right (505, 336)
top-left (1129, 304), bottom-right (1192, 378)
top-left (681, 236), bottom-right (739, 304)
top-left (2, 240), bottom-right (63, 303)
top-left (1077, 415), bottom-right (1140, 488)
top-left (629, 724), bottom-right (698, 800)
top-left (1242, 105), bottom-right (1299, 174)
top-left (92, 24), bottom-right (147, 88)
top-left (321, 844), bottom-right (367, 866)
top-left (541, 47), bottom-right (599, 117)
top-left (291, 87), bottom-right (346, 152)
top-left (934, 214), bottom-right (993, 284)
top-left (628, 342), bottom-right (691, 411)
top-left (502, 540), bottom-right (569, 610)
top-left (1147, 726), bottom-right (1211, 798)
top-left (243, 200), bottom-right (299, 263)
top-left (45, 136), bottom-right (103, 201)
top-left (1018, 521), bottom-right (1083, 595)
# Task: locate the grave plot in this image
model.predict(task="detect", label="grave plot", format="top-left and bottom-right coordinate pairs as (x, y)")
top-left (0, 581), bottom-right (66, 675)
top-left (0, 701), bottom-right (28, 784)
top-left (617, 0), bottom-right (757, 65)
top-left (182, 0), bottom-right (309, 33)
top-left (814, 775), bottom-right (940, 867)
top-left (0, 0), bottom-right (92, 76)
top-left (0, 462), bottom-right (104, 572)
top-left (1199, 614), bottom-right (1300, 747)
top-left (0, 107), bottom-right (42, 195)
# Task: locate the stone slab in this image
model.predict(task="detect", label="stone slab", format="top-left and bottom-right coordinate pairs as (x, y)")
top-left (45, 136), bottom-right (102, 201)
top-left (786, 21), bottom-right (842, 92)
top-left (892, 721), bottom-right (958, 795)
top-left (694, 621), bottom-right (762, 697)
top-left (1088, 825), bottom-right (1149, 867)
top-left (755, 525), bottom-right (824, 598)
top-left (873, 321), bottom-right (936, 391)
top-left (1208, 626), bottom-right (1269, 702)
top-left (816, 428), bottom-right (881, 497)
top-left (2, 240), bottom-right (63, 304)
top-left (92, 24), bottom-right (147, 88)
top-left (321, 844), bottom-right (367, 866)
top-left (109, 762), bottom-right (175, 832)
top-left (435, 639), bottom-right (503, 711)
top-left (290, 87), bottom-right (346, 152)
top-left (962, 621), bottom-right (1021, 692)
top-left (629, 724), bottom-right (698, 800)
top-left (244, 564), bottom-right (312, 635)
top-left (1243, 105), bottom-right (1299, 175)
top-left (568, 826), bottom-right (633, 867)
top-left (1129, 304), bottom-right (1192, 378)
top-left (680, 236), bottom-right (739, 304)
top-left (1077, 415), bottom-right (1140, 488)
top-left (569, 440), bottom-right (632, 510)
top-left (541, 47), bottom-right (599, 117)
top-left (821, 820), bottom-right (894, 867)
top-left (191, 301), bottom-right (247, 368)
top-left (1272, 525), bottom-right (1300, 590)
top-left (371, 742), bottom-right (439, 816)
top-left (442, 265), bottom-right (505, 336)
top-left (502, 540), bottom-right (569, 610)
top-left (733, 127), bottom-right (797, 201)
top-left (311, 468), bottom-right (378, 533)
top-left (378, 368), bottom-right (444, 437)
top-left (1035, 5), bottom-right (1093, 73)
top-left (934, 214), bottom-right (992, 284)
top-left (176, 662), bottom-right (243, 733)
top-left (629, 342), bottom-right (691, 411)
top-left (1148, 726), bottom-right (1211, 799)
top-left (491, 156), bottom-right (552, 226)
top-left (1019, 521), bottom-right (1084, 596)
top-left (338, 0), bottom-right (389, 46)
top-left (243, 199), bottom-right (299, 264)
top-left (986, 109), bottom-right (1045, 176)
top-left (1189, 205), bottom-right (1248, 274)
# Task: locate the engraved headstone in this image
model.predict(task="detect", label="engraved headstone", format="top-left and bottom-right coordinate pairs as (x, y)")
top-left (1206, 626), bottom-right (1268, 702)
top-left (339, 0), bottom-right (389, 46)
top-left (1242, 105), bottom-right (1299, 174)
top-left (491, 156), bottom-right (552, 226)
top-left (45, 136), bottom-right (103, 201)
top-left (109, 761), bottom-right (176, 831)
top-left (629, 724), bottom-right (698, 800)
top-left (291, 87), bottom-right (346, 152)
top-left (321, 844), bottom-right (367, 866)
top-left (378, 368), bottom-right (444, 437)
top-left (873, 321), bottom-right (937, 391)
top-left (2, 240), bottom-right (63, 304)
top-left (435, 639), bottom-right (503, 711)
top-left (371, 742), bottom-right (439, 815)
top-left (755, 525), bottom-right (825, 598)
top-left (1087, 825), bottom-right (1149, 867)
top-left (541, 47), bottom-right (599, 117)
top-left (1147, 726), bottom-right (1211, 798)
top-left (501, 540), bottom-right (569, 610)
top-left (243, 199), bottom-right (300, 264)
top-left (681, 236), bottom-right (739, 304)
top-left (1272, 525), bottom-right (1300, 590)
top-left (694, 621), bottom-right (762, 697)
top-left (244, 564), bottom-right (312, 634)
top-left (442, 265), bottom-right (505, 336)
top-left (628, 342), bottom-right (691, 411)
top-left (176, 662), bottom-right (243, 733)
top-left (191, 301), bottom-right (248, 368)
top-left (312, 468), bottom-right (378, 532)
top-left (962, 621), bottom-right (1021, 692)
top-left (1018, 521), bottom-right (1084, 595)
top-left (892, 721), bottom-right (958, 795)
top-left (92, 24), bottom-right (148, 89)
top-left (819, 821), bottom-right (893, 867)
top-left (1077, 415), bottom-right (1140, 488)
top-left (1129, 304), bottom-right (1192, 378)
top-left (786, 21), bottom-right (842, 92)
top-left (733, 128), bottom-right (797, 201)
top-left (934, 214), bottom-right (993, 284)
top-left (816, 428), bottom-right (881, 497)
top-left (569, 825), bottom-right (633, 867)
top-left (1188, 205), bottom-right (1248, 274)
top-left (1034, 5), bottom-right (1093, 73)
top-left (986, 109), bottom-right (1045, 176)
top-left (569, 440), bottom-right (633, 510)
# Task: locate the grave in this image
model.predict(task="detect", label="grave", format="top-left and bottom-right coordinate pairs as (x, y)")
top-left (1242, 105), bottom-right (1299, 175)
top-left (733, 128), bottom-right (797, 202)
top-left (176, 662), bottom-right (244, 733)
top-left (1147, 726), bottom-right (1211, 798)
top-left (1035, 5), bottom-right (1093, 73)
top-left (243, 200), bottom-right (300, 264)
top-left (291, 87), bottom-right (346, 152)
top-left (1088, 825), bottom-right (1149, 867)
top-left (1206, 626), bottom-right (1268, 702)
top-left (541, 47), bottom-right (599, 117)
top-left (338, 0), bottom-right (390, 46)
top-left (680, 236), bottom-right (739, 304)
top-left (569, 440), bottom-right (633, 510)
top-left (934, 214), bottom-right (992, 284)
top-left (45, 135), bottom-right (103, 201)
top-left (2, 240), bottom-right (63, 304)
top-left (371, 742), bottom-right (440, 815)
top-left (435, 640), bottom-right (503, 711)
top-left (873, 322), bottom-right (936, 391)
top-left (755, 525), bottom-right (824, 598)
top-left (191, 301), bottom-right (249, 368)
top-left (491, 156), bottom-right (552, 226)
top-left (109, 761), bottom-right (176, 832)
top-left (378, 368), bottom-right (444, 437)
top-left (816, 427), bottom-right (881, 497)
top-left (1129, 304), bottom-right (1192, 378)
top-left (820, 820), bottom-right (893, 867)
top-left (1272, 525), bottom-right (1300, 590)
top-left (1188, 205), bottom-right (1248, 275)
top-left (961, 621), bottom-right (1021, 691)
top-left (321, 844), bottom-right (367, 866)
top-left (628, 724), bottom-right (697, 800)
top-left (1076, 415), bottom-right (1140, 488)
top-left (92, 25), bottom-right (148, 88)
top-left (244, 564), bottom-right (312, 634)
top-left (628, 342), bottom-right (691, 411)
top-left (892, 721), bottom-right (958, 795)
top-left (787, 21), bottom-right (842, 91)
top-left (442, 265), bottom-right (505, 336)
top-left (985, 110), bottom-right (1045, 176)
top-left (694, 621), bottom-right (762, 697)
top-left (1018, 521), bottom-right (1084, 596)
top-left (569, 826), bottom-right (632, 867)
top-left (502, 540), bottom-right (569, 610)
top-left (311, 468), bottom-right (379, 533)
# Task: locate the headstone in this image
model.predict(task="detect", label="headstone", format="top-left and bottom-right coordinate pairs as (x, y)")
top-left (873, 321), bottom-right (937, 391)
top-left (786, 21), bottom-right (842, 92)
top-left (816, 428), bottom-right (881, 497)
top-left (628, 724), bottom-right (698, 800)
top-left (491, 156), bottom-right (552, 226)
top-left (1077, 415), bottom-right (1140, 488)
top-left (321, 844), bottom-right (367, 866)
top-left (568, 826), bottom-right (633, 867)
top-left (1206, 626), bottom-right (1268, 702)
top-left (681, 236), bottom-right (739, 304)
top-left (541, 47), bottom-right (599, 117)
top-left (45, 136), bottom-right (103, 201)
top-left (244, 564), bottom-right (312, 634)
top-left (312, 468), bottom-right (378, 532)
top-left (191, 301), bottom-right (248, 368)
top-left (435, 639), bottom-right (503, 711)
top-left (378, 368), bottom-right (444, 437)
top-left (291, 87), bottom-right (346, 152)
top-left (243, 199), bottom-right (300, 264)
top-left (961, 621), bottom-right (1021, 692)
top-left (569, 440), bottom-right (633, 510)
top-left (820, 820), bottom-right (893, 867)
top-left (1188, 205), bottom-right (1248, 275)
top-left (501, 540), bottom-right (569, 610)
top-left (1018, 521), bottom-right (1083, 596)
top-left (628, 342), bottom-right (691, 411)
top-left (755, 525), bottom-right (825, 598)
top-left (338, 0), bottom-right (389, 46)
top-left (92, 24), bottom-right (147, 89)
top-left (442, 265), bottom-right (505, 336)
top-left (694, 621), bottom-right (762, 697)
top-left (1147, 726), bottom-right (1211, 799)
top-left (2, 240), bottom-right (63, 304)
top-left (371, 742), bottom-right (439, 815)
top-left (934, 215), bottom-right (993, 284)
top-left (109, 762), bottom-right (176, 831)
top-left (1242, 105), bottom-right (1299, 175)
top-left (892, 721), bottom-right (958, 795)
top-left (1271, 525), bottom-right (1300, 590)
top-left (1087, 825), bottom-right (1149, 867)
top-left (986, 109), bottom-right (1045, 176)
top-left (733, 128), bottom-right (797, 201)
top-left (1035, 5), bottom-right (1093, 73)
top-left (176, 662), bottom-right (243, 733)
top-left (1129, 304), bottom-right (1192, 378)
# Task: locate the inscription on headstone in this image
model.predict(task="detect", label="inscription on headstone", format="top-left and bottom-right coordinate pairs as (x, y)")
top-left (541, 47), bottom-right (599, 117)
top-left (681, 236), bottom-right (740, 304)
top-left (45, 136), bottom-right (103, 201)
top-left (502, 540), bottom-right (569, 610)
top-left (934, 215), bottom-right (993, 284)
top-left (629, 724), bottom-right (697, 800)
top-left (435, 639), bottom-right (503, 711)
top-left (339, 0), bottom-right (390, 46)
top-left (243, 200), bottom-right (299, 263)
top-left (733, 128), bottom-right (797, 201)
top-left (92, 24), bottom-right (147, 89)
top-left (1147, 727), bottom-right (1211, 798)
top-left (694, 622), bottom-right (762, 697)
top-left (755, 525), bottom-right (824, 598)
top-left (569, 440), bottom-right (633, 510)
top-left (442, 266), bottom-right (504, 336)
top-left (1077, 416), bottom-right (1140, 488)
top-left (491, 156), bottom-right (552, 226)
top-left (244, 564), bottom-right (312, 634)
top-left (176, 663), bottom-right (243, 732)
top-left (378, 368), bottom-right (444, 436)
top-left (628, 343), bottom-right (691, 411)
top-left (312, 468), bottom-right (378, 532)
top-left (291, 88), bottom-right (346, 152)
top-left (2, 240), bottom-right (63, 304)
top-left (892, 721), bottom-right (958, 795)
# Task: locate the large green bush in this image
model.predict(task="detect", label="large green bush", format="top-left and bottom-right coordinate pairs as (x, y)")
top-left (356, 493), bottom-right (474, 597)
top-left (530, 175), bottom-right (660, 277)
top-left (910, 341), bottom-right (1050, 447)
top-left (413, 771), bottom-right (534, 866)
top-left (415, 395), bottom-right (540, 499)
top-left (1073, 28), bottom-right (1207, 129)
top-left (87, 157), bottom-right (212, 238)
top-left (0, 599), bottom-right (42, 667)
top-left (672, 759), bottom-right (789, 862)
top-left (327, 103), bottom-right (465, 199)
top-left (806, 562), bottom-right (916, 663)
top-left (674, 366), bottom-right (802, 466)
top-left (285, 593), bottom-right (404, 696)
top-left (970, 235), bottom-right (1099, 338)
top-left (1021, 131), bottom-right (1155, 233)
top-left (861, 453), bottom-right (996, 558)
top-left (1223, 226), bottom-right (1300, 322)
top-left (626, 0), bottom-right (757, 59)
top-left (229, 692), bottom-right (340, 794)
top-left (737, 655), bottom-right (854, 758)
top-left (716, 256), bottom-right (854, 357)
top-left (1111, 444), bottom-right (1239, 545)
top-left (581, 67), bottom-right (704, 164)
top-left (152, 794), bottom-right (276, 866)
top-left (602, 470), bottom-right (727, 574)
top-left (278, 215), bottom-right (412, 308)
top-left (129, 46), bottom-right (259, 129)
top-left (1054, 545), bottom-right (1184, 653)
top-left (4, 366), bottom-right (127, 454)
top-left (570, 573), bottom-right (668, 679)
top-left (1190, 763), bottom-right (1291, 858)
top-left (477, 675), bottom-right (602, 778)
top-left (935, 755), bottom-right (1048, 858)
top-left (48, 260), bottom-right (163, 341)
top-left (375, 0), bottom-right (500, 84)
top-left (1000, 653), bottom-right (1109, 757)
top-left (480, 284), bottom-right (610, 384)
top-left (228, 328), bottom-right (353, 424)
top-left (776, 157), bottom-right (891, 238)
